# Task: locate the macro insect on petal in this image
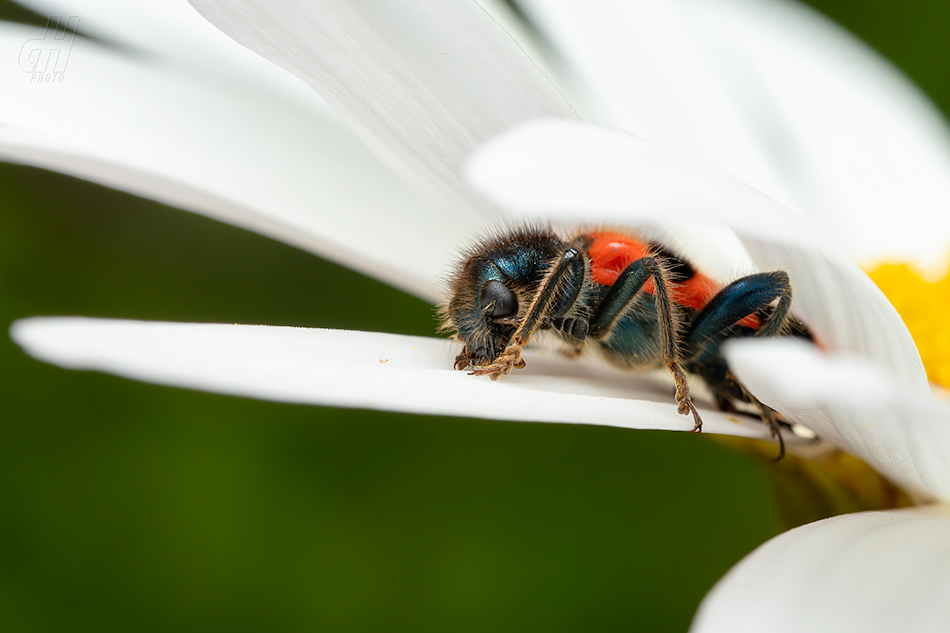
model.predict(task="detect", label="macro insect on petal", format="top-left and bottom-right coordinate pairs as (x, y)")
top-left (443, 226), bottom-right (813, 459)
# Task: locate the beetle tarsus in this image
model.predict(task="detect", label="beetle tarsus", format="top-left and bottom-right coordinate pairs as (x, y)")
top-left (762, 406), bottom-right (786, 462)
top-left (454, 346), bottom-right (472, 371)
top-left (669, 361), bottom-right (703, 433)
top-left (469, 342), bottom-right (526, 380)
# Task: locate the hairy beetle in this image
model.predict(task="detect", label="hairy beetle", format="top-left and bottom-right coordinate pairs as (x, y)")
top-left (442, 226), bottom-right (812, 459)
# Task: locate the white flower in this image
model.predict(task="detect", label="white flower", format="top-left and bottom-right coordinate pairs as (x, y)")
top-left (4, 0), bottom-right (950, 630)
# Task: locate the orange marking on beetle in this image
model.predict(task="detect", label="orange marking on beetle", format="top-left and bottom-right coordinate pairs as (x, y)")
top-left (588, 231), bottom-right (653, 289)
top-left (738, 314), bottom-right (760, 328)
top-left (587, 231), bottom-right (760, 329)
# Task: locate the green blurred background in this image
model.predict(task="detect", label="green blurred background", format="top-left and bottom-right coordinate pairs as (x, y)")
top-left (0, 1), bottom-right (944, 631)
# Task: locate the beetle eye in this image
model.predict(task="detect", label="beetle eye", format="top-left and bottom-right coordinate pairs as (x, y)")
top-left (481, 280), bottom-right (518, 317)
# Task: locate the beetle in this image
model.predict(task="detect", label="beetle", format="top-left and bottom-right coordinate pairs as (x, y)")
top-left (441, 226), bottom-right (812, 459)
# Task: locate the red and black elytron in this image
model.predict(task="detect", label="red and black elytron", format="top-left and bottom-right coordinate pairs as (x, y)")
top-left (443, 226), bottom-right (812, 459)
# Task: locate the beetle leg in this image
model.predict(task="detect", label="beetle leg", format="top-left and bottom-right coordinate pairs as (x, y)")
top-left (734, 378), bottom-right (786, 461)
top-left (454, 346), bottom-right (472, 371)
top-left (687, 272), bottom-right (796, 457)
top-left (471, 247), bottom-right (585, 381)
top-left (687, 271), bottom-right (792, 365)
top-left (588, 257), bottom-right (703, 432)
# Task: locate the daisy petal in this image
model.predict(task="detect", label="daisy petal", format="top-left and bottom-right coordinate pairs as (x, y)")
top-left (509, 0), bottom-right (791, 202)
top-left (188, 0), bottom-right (578, 215)
top-left (684, 0), bottom-right (950, 276)
top-left (513, 0), bottom-right (950, 275)
top-left (0, 22), bottom-right (465, 301)
top-left (10, 0), bottom-right (313, 90)
top-left (465, 120), bottom-right (927, 392)
top-left (11, 317), bottom-right (803, 442)
top-left (726, 338), bottom-right (950, 501)
top-left (692, 505), bottom-right (950, 632)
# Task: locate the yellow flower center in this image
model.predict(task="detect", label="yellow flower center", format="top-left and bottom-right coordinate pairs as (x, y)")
top-left (867, 263), bottom-right (950, 389)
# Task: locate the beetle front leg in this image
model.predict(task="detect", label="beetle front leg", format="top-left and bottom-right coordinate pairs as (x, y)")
top-left (454, 344), bottom-right (472, 371)
top-left (588, 257), bottom-right (703, 433)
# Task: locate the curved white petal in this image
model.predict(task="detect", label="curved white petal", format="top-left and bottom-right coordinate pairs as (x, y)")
top-left (11, 317), bottom-right (809, 443)
top-left (1, 22), bottom-right (468, 301)
top-left (511, 0), bottom-right (789, 202)
top-left (11, 0), bottom-right (319, 97)
top-left (692, 505), bottom-right (950, 632)
top-left (684, 0), bottom-right (950, 276)
top-left (727, 338), bottom-right (950, 501)
top-left (188, 0), bottom-right (578, 217)
top-left (513, 0), bottom-right (950, 276)
top-left (465, 120), bottom-right (927, 394)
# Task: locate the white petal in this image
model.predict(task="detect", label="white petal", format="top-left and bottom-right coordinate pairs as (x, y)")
top-left (188, 0), bottom-right (578, 216)
top-left (684, 0), bottom-right (950, 277)
top-left (11, 0), bottom-right (318, 94)
top-left (1, 22), bottom-right (467, 301)
top-left (465, 120), bottom-right (927, 393)
top-left (727, 339), bottom-right (950, 501)
top-left (510, 0), bottom-right (792, 202)
top-left (11, 317), bottom-right (806, 443)
top-left (513, 0), bottom-right (950, 276)
top-left (692, 505), bottom-right (950, 633)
